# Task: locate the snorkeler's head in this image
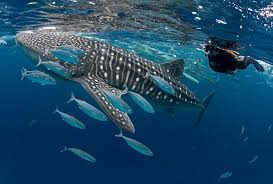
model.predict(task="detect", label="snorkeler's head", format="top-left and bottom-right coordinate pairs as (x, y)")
top-left (207, 37), bottom-right (238, 49)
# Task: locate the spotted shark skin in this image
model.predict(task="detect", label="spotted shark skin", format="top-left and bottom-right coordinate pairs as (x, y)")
top-left (16, 29), bottom-right (205, 133)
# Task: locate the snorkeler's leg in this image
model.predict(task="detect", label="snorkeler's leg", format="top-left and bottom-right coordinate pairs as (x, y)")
top-left (236, 56), bottom-right (251, 69)
top-left (236, 56), bottom-right (265, 72)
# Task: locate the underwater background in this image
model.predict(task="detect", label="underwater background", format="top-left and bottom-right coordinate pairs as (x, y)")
top-left (1, 0), bottom-right (273, 183)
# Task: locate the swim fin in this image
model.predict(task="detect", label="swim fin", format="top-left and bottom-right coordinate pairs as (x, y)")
top-left (196, 91), bottom-right (216, 125)
top-left (253, 60), bottom-right (265, 72)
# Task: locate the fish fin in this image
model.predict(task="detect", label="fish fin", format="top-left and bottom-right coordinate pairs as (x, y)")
top-left (75, 75), bottom-right (135, 133)
top-left (183, 72), bottom-right (200, 84)
top-left (67, 91), bottom-right (76, 103)
top-left (115, 129), bottom-right (123, 138)
top-left (36, 56), bottom-right (42, 67)
top-left (60, 146), bottom-right (67, 152)
top-left (52, 106), bottom-right (59, 115)
top-left (195, 90), bottom-right (216, 125)
top-left (128, 91), bottom-right (155, 114)
top-left (160, 59), bottom-right (184, 81)
top-left (21, 67), bottom-right (28, 80)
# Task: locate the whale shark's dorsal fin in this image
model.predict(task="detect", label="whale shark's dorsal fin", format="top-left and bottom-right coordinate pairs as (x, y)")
top-left (160, 59), bottom-right (184, 81)
top-left (74, 75), bottom-right (135, 133)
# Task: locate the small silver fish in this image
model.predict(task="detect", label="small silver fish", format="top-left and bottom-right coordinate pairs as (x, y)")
top-left (128, 91), bottom-right (155, 114)
top-left (50, 49), bottom-right (79, 64)
top-left (0, 39), bottom-right (7, 45)
top-left (243, 136), bottom-right (249, 142)
top-left (1, 35), bottom-right (15, 42)
top-left (61, 146), bottom-right (96, 163)
top-left (183, 73), bottom-right (199, 84)
top-left (37, 57), bottom-right (72, 78)
top-left (149, 74), bottom-right (175, 95)
top-left (52, 107), bottom-right (86, 129)
top-left (28, 119), bottom-right (38, 127)
top-left (115, 130), bottom-right (154, 157)
top-left (21, 68), bottom-right (56, 85)
top-left (58, 45), bottom-right (86, 56)
top-left (240, 125), bottom-right (245, 136)
top-left (67, 92), bottom-right (108, 121)
top-left (102, 90), bottom-right (132, 114)
top-left (218, 171), bottom-right (232, 183)
top-left (27, 2), bottom-right (38, 5)
top-left (249, 155), bottom-right (259, 164)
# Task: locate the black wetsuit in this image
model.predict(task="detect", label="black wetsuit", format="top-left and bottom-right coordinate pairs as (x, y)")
top-left (205, 36), bottom-right (265, 74)
top-left (207, 47), bottom-right (252, 74)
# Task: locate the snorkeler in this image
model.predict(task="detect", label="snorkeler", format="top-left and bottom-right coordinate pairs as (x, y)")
top-left (204, 37), bottom-right (265, 74)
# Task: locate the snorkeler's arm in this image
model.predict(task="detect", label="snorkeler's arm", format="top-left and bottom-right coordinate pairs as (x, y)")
top-left (221, 48), bottom-right (238, 57)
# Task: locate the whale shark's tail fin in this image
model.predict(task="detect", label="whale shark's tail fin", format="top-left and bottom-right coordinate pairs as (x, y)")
top-left (196, 90), bottom-right (216, 125)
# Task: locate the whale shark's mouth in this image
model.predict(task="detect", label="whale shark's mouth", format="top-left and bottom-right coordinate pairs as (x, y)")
top-left (16, 30), bottom-right (35, 48)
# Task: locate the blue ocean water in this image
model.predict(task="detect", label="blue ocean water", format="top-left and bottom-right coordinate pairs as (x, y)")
top-left (1, 0), bottom-right (273, 183)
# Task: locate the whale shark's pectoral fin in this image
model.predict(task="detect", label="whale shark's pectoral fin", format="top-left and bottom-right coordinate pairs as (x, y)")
top-left (75, 75), bottom-right (135, 133)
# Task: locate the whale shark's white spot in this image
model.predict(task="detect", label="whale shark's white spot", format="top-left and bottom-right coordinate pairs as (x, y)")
top-left (104, 72), bottom-right (108, 78)
top-left (116, 74), bottom-right (119, 80)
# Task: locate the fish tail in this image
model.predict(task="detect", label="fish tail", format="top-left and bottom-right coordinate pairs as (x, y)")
top-left (115, 129), bottom-right (123, 138)
top-left (52, 106), bottom-right (59, 115)
top-left (67, 91), bottom-right (76, 103)
top-left (21, 67), bottom-right (27, 80)
top-left (36, 56), bottom-right (42, 67)
top-left (60, 146), bottom-right (67, 152)
top-left (196, 90), bottom-right (216, 125)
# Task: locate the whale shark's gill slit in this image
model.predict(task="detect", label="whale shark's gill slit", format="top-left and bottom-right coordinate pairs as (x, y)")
top-left (75, 75), bottom-right (135, 133)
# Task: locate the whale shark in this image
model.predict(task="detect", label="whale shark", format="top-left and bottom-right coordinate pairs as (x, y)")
top-left (16, 29), bottom-right (215, 133)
